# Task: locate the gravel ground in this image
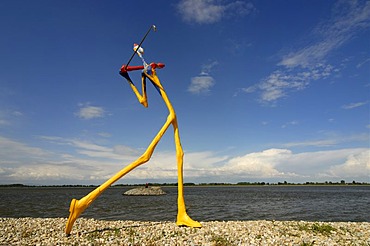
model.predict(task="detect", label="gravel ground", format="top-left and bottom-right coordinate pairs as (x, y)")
top-left (1, 218), bottom-right (369, 245)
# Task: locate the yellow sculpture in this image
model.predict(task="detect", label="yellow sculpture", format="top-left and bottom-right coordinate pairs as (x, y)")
top-left (65, 26), bottom-right (202, 235)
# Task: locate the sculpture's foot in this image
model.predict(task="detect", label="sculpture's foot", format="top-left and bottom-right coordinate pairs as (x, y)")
top-left (65, 198), bottom-right (85, 236)
top-left (176, 212), bottom-right (202, 228)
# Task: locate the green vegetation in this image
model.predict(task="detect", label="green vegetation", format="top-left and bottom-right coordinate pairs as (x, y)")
top-left (298, 222), bottom-right (336, 235)
top-left (300, 241), bottom-right (315, 246)
top-left (211, 233), bottom-right (235, 246)
top-left (237, 180), bottom-right (369, 186)
top-left (0, 180), bottom-right (368, 187)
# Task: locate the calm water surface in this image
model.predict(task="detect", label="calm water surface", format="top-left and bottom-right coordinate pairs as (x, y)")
top-left (0, 186), bottom-right (369, 222)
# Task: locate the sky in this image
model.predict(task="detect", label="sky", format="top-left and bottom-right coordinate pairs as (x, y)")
top-left (0, 0), bottom-right (369, 185)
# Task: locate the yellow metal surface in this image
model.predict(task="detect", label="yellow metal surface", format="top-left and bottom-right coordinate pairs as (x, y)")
top-left (65, 65), bottom-right (201, 235)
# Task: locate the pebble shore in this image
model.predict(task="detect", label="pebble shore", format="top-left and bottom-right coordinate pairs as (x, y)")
top-left (1, 218), bottom-right (369, 245)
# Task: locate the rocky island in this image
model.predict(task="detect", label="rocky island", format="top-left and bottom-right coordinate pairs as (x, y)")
top-left (123, 186), bottom-right (166, 196)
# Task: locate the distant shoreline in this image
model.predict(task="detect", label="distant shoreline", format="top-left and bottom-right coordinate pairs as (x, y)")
top-left (1, 181), bottom-right (369, 188)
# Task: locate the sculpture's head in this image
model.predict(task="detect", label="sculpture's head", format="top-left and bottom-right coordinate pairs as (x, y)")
top-left (133, 43), bottom-right (144, 56)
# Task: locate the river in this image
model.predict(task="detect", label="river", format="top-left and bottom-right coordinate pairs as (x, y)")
top-left (0, 186), bottom-right (369, 222)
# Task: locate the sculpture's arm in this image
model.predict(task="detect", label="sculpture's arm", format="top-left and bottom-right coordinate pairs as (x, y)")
top-left (119, 65), bottom-right (148, 107)
top-left (119, 63), bottom-right (165, 108)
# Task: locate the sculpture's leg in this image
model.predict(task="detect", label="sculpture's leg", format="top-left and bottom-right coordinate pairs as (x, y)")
top-left (65, 115), bottom-right (173, 235)
top-left (173, 120), bottom-right (202, 228)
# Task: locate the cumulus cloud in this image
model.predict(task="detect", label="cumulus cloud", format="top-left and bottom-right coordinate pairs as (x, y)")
top-left (0, 135), bottom-right (139, 184)
top-left (329, 150), bottom-right (370, 178)
top-left (219, 149), bottom-right (292, 178)
top-left (3, 164), bottom-right (85, 182)
top-left (75, 103), bottom-right (105, 120)
top-left (1, 134), bottom-right (369, 184)
top-left (217, 148), bottom-right (370, 182)
top-left (188, 61), bottom-right (218, 94)
top-left (188, 76), bottom-right (215, 94)
top-left (77, 106), bottom-right (105, 119)
top-left (177, 0), bottom-right (254, 24)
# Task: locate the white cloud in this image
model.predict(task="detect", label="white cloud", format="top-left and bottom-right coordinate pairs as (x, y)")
top-left (0, 110), bottom-right (23, 127)
top-left (12, 111), bottom-right (23, 116)
top-left (283, 139), bottom-right (338, 148)
top-left (177, 0), bottom-right (254, 24)
top-left (227, 38), bottom-right (252, 56)
top-left (244, 64), bottom-right (333, 103)
top-left (281, 120), bottom-right (299, 128)
top-left (220, 149), bottom-right (292, 178)
top-left (200, 61), bottom-right (218, 75)
top-left (188, 61), bottom-right (218, 94)
top-left (356, 58), bottom-right (370, 68)
top-left (76, 103), bottom-right (105, 120)
top-left (243, 0), bottom-right (370, 104)
top-left (0, 119), bottom-right (9, 126)
top-left (0, 135), bottom-right (138, 184)
top-left (98, 132), bottom-right (111, 138)
top-left (329, 150), bottom-right (370, 178)
top-left (0, 136), bottom-right (50, 162)
top-left (218, 148), bottom-right (370, 181)
top-left (342, 101), bottom-right (368, 109)
top-left (279, 1), bottom-right (370, 68)
top-left (188, 76), bottom-right (215, 94)
top-left (1, 134), bottom-right (369, 184)
top-left (279, 148), bottom-right (369, 179)
top-left (50, 138), bottom-right (139, 162)
top-left (72, 140), bottom-right (112, 152)
top-left (282, 133), bottom-right (369, 148)
top-left (4, 164), bottom-right (84, 181)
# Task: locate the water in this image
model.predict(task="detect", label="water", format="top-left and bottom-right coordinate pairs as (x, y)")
top-left (0, 186), bottom-right (369, 222)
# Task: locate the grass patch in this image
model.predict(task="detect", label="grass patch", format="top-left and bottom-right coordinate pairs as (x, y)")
top-left (298, 222), bottom-right (336, 235)
top-left (126, 227), bottom-right (137, 245)
top-left (311, 223), bottom-right (336, 235)
top-left (211, 234), bottom-right (235, 246)
top-left (300, 241), bottom-right (315, 246)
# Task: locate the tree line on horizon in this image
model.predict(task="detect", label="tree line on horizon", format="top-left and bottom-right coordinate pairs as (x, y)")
top-left (0, 180), bottom-right (369, 187)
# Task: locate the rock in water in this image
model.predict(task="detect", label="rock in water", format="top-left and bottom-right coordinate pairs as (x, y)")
top-left (123, 186), bottom-right (166, 196)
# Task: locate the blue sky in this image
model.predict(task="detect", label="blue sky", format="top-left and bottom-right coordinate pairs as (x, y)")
top-left (0, 0), bottom-right (369, 185)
